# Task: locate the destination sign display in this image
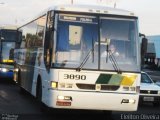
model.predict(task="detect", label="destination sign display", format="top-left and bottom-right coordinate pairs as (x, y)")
top-left (59, 14), bottom-right (98, 24)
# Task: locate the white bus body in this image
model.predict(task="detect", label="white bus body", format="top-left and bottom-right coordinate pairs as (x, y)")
top-left (14, 5), bottom-right (141, 111)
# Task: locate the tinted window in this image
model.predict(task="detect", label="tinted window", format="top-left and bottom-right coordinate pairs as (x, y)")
top-left (1, 30), bottom-right (17, 42)
top-left (19, 15), bottom-right (46, 48)
top-left (141, 73), bottom-right (153, 83)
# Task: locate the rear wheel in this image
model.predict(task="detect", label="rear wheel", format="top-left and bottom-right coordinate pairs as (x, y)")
top-left (17, 69), bottom-right (21, 86)
top-left (17, 70), bottom-right (25, 94)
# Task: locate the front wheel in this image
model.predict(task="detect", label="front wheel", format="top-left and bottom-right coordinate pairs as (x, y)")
top-left (36, 80), bottom-right (46, 112)
top-left (36, 80), bottom-right (42, 102)
top-left (17, 70), bottom-right (25, 94)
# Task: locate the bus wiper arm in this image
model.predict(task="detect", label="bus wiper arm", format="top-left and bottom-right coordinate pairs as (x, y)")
top-left (76, 40), bottom-right (95, 71)
top-left (109, 50), bottom-right (122, 74)
top-left (105, 38), bottom-right (110, 63)
top-left (76, 47), bottom-right (94, 72)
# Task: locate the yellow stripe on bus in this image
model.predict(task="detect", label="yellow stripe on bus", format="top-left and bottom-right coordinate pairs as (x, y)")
top-left (121, 74), bottom-right (137, 86)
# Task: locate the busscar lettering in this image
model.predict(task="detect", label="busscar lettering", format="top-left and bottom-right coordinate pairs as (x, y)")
top-left (64, 74), bottom-right (86, 80)
top-left (63, 16), bottom-right (76, 21)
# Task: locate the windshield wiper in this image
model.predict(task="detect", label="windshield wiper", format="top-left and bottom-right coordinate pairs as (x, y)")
top-left (108, 50), bottom-right (122, 74)
top-left (76, 39), bottom-right (95, 71)
top-left (104, 38), bottom-right (121, 74)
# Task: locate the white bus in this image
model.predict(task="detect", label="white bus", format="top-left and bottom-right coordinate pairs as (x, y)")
top-left (14, 5), bottom-right (141, 111)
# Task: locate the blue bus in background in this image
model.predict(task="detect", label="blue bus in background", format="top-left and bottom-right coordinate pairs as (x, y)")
top-left (0, 27), bottom-right (20, 79)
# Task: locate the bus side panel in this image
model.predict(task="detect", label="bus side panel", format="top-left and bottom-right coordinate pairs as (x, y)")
top-left (14, 48), bottom-right (38, 93)
top-left (31, 48), bottom-right (51, 104)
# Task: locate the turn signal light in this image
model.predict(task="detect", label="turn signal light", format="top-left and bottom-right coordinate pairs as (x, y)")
top-left (51, 81), bottom-right (58, 89)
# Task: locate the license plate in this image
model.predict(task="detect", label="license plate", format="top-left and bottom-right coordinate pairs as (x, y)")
top-left (143, 97), bottom-right (154, 101)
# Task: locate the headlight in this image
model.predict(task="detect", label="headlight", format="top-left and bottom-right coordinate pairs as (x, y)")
top-left (1, 68), bottom-right (8, 72)
top-left (158, 91), bottom-right (160, 95)
top-left (14, 68), bottom-right (19, 72)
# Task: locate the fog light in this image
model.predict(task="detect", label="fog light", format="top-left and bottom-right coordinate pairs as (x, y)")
top-left (129, 99), bottom-right (136, 104)
top-left (57, 96), bottom-right (72, 101)
top-left (64, 96), bottom-right (72, 101)
top-left (58, 96), bottom-right (65, 100)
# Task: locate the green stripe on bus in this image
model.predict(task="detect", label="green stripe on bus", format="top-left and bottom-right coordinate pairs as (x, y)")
top-left (96, 74), bottom-right (112, 84)
top-left (96, 74), bottom-right (124, 85)
top-left (108, 74), bottom-right (123, 85)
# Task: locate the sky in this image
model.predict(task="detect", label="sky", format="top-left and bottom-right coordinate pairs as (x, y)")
top-left (0, 0), bottom-right (160, 35)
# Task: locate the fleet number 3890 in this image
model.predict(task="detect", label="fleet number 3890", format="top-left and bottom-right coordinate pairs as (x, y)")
top-left (64, 74), bottom-right (86, 80)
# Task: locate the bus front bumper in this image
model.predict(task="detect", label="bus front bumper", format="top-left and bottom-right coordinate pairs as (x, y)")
top-left (46, 90), bottom-right (139, 111)
top-left (0, 70), bottom-right (13, 78)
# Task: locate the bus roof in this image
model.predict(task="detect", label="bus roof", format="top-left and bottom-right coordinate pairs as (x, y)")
top-left (0, 25), bottom-right (18, 30)
top-left (19, 4), bottom-right (137, 28)
top-left (46, 4), bottom-right (136, 17)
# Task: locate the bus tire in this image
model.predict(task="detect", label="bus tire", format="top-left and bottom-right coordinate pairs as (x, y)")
top-left (36, 78), bottom-right (42, 102)
top-left (17, 69), bottom-right (21, 86)
top-left (18, 70), bottom-right (25, 94)
top-left (36, 77), bottom-right (51, 112)
top-left (36, 78), bottom-right (47, 112)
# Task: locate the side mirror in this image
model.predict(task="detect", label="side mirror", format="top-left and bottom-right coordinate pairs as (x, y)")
top-left (141, 37), bottom-right (148, 67)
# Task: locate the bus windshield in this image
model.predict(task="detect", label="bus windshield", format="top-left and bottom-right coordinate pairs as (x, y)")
top-left (54, 14), bottom-right (140, 72)
top-left (0, 29), bottom-right (17, 63)
top-left (1, 42), bottom-right (15, 60)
